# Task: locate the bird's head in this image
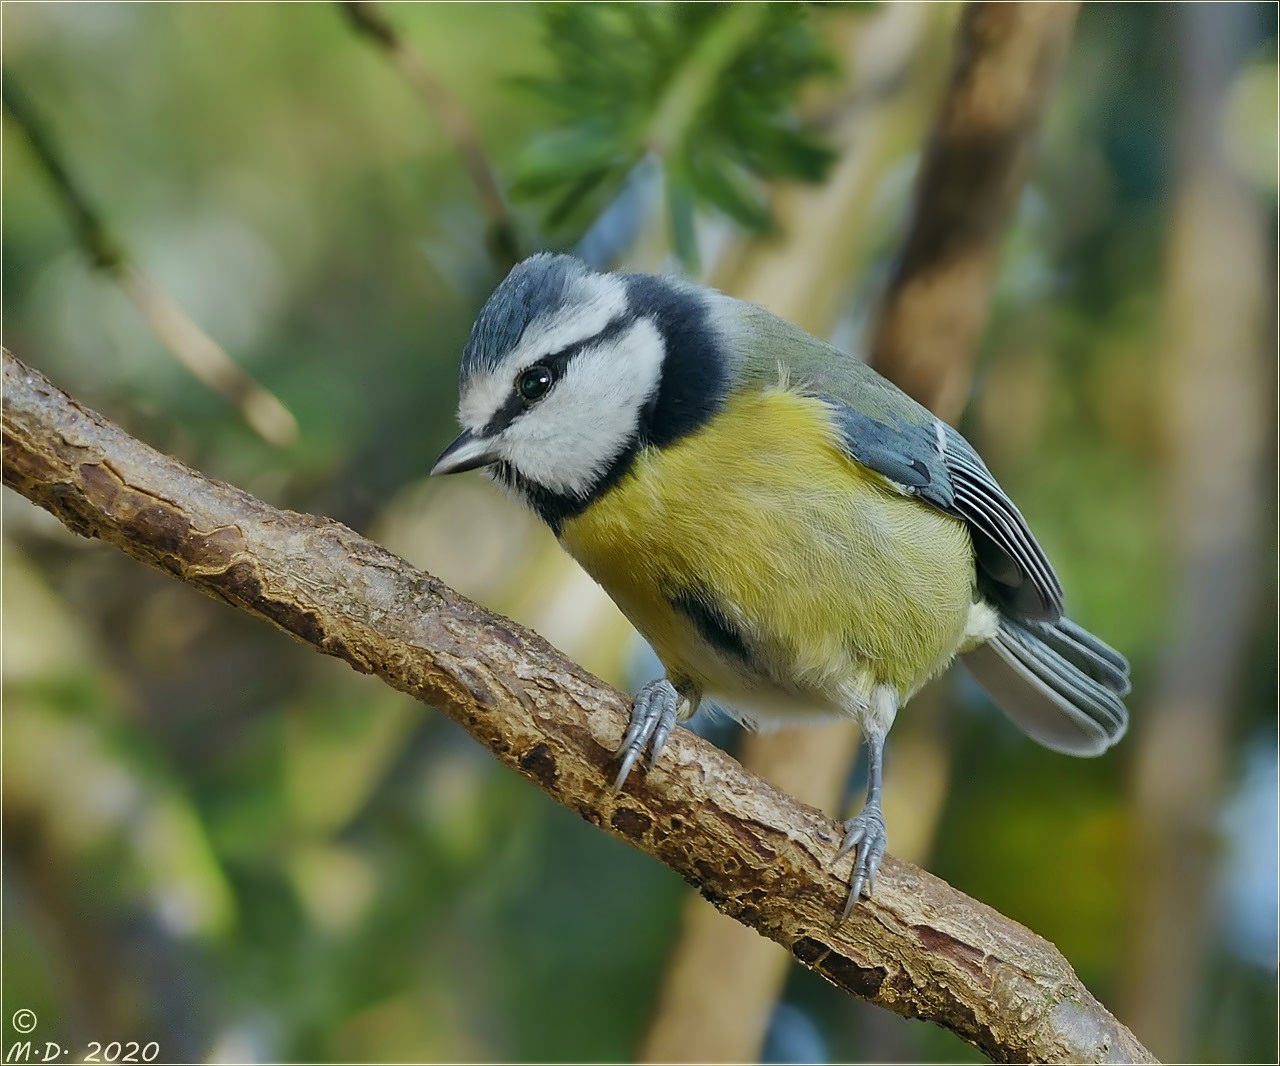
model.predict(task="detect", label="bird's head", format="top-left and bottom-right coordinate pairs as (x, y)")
top-left (433, 254), bottom-right (726, 527)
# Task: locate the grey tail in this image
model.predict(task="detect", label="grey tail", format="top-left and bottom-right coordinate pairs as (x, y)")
top-left (960, 616), bottom-right (1130, 757)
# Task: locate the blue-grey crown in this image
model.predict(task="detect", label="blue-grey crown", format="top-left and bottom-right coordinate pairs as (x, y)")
top-left (461, 253), bottom-right (593, 379)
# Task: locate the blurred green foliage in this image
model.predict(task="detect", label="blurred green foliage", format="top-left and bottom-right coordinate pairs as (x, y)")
top-left (3, 3), bottom-right (1276, 1064)
top-left (513, 2), bottom-right (836, 260)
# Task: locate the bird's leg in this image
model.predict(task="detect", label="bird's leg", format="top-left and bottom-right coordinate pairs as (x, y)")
top-left (613, 676), bottom-right (699, 793)
top-left (838, 686), bottom-right (897, 917)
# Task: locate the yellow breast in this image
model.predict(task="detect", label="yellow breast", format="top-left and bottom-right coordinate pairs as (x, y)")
top-left (559, 386), bottom-right (977, 714)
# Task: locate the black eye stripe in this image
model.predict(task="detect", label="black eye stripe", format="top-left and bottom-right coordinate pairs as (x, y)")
top-left (536, 313), bottom-right (633, 379)
top-left (479, 314), bottom-right (635, 437)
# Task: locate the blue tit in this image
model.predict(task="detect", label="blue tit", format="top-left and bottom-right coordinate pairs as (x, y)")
top-left (433, 253), bottom-right (1130, 913)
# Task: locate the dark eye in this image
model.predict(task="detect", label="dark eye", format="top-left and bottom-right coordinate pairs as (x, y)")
top-left (517, 365), bottom-right (553, 403)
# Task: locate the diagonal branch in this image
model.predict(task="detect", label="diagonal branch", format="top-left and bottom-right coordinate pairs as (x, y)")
top-left (2, 80), bottom-right (298, 448)
top-left (1, 348), bottom-right (1156, 1066)
top-left (338, 0), bottom-right (520, 268)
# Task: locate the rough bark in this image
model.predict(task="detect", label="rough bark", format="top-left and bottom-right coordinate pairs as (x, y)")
top-left (3, 348), bottom-right (1155, 1065)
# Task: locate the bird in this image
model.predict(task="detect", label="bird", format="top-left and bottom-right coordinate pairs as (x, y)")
top-left (432, 253), bottom-right (1130, 916)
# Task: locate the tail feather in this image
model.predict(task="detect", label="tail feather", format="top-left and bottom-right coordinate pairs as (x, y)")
top-left (960, 616), bottom-right (1130, 757)
top-left (1039, 617), bottom-right (1131, 696)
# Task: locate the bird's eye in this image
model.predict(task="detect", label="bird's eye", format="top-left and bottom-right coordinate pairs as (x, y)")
top-left (517, 365), bottom-right (554, 403)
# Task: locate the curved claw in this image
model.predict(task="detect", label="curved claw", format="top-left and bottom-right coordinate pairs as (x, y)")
top-left (838, 804), bottom-right (888, 921)
top-left (646, 708), bottom-right (677, 770)
top-left (613, 678), bottom-right (680, 793)
top-left (612, 742), bottom-right (645, 794)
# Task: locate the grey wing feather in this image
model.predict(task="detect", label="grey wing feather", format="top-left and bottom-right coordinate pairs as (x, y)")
top-left (826, 403), bottom-right (943, 495)
top-left (822, 399), bottom-right (1064, 622)
top-left (936, 425), bottom-right (1064, 621)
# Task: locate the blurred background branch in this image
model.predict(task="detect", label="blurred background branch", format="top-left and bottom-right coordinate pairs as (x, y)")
top-left (870, 1), bottom-right (1081, 415)
top-left (1120, 3), bottom-right (1271, 1059)
top-left (2, 79), bottom-right (298, 448)
top-left (2, 346), bottom-right (1157, 1066)
top-left (339, 0), bottom-right (520, 268)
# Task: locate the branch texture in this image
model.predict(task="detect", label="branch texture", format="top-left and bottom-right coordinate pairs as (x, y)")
top-left (2, 349), bottom-right (1155, 1065)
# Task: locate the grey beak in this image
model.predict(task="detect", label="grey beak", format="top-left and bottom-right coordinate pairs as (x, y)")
top-left (431, 429), bottom-right (500, 476)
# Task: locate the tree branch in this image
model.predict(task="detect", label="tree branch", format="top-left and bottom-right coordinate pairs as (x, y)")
top-left (2, 80), bottom-right (298, 448)
top-left (338, 0), bottom-right (520, 268)
top-left (2, 348), bottom-right (1155, 1065)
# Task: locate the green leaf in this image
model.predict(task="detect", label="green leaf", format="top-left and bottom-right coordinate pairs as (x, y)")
top-left (546, 167), bottom-right (617, 229)
top-left (514, 1), bottom-right (840, 264)
top-left (510, 125), bottom-right (629, 199)
top-left (686, 155), bottom-right (772, 232)
top-left (666, 170), bottom-right (700, 273)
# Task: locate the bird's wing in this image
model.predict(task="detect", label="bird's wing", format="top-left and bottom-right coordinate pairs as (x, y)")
top-left (820, 395), bottom-right (1064, 622)
top-left (717, 295), bottom-right (1065, 621)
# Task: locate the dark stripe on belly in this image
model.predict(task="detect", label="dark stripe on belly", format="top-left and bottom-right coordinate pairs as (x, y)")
top-left (671, 586), bottom-right (752, 665)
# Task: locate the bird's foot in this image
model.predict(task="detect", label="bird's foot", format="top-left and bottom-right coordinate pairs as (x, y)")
top-left (837, 803), bottom-right (887, 919)
top-left (613, 678), bottom-right (680, 793)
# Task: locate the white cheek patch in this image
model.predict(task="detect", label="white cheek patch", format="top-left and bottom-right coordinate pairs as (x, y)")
top-left (500, 317), bottom-right (666, 497)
